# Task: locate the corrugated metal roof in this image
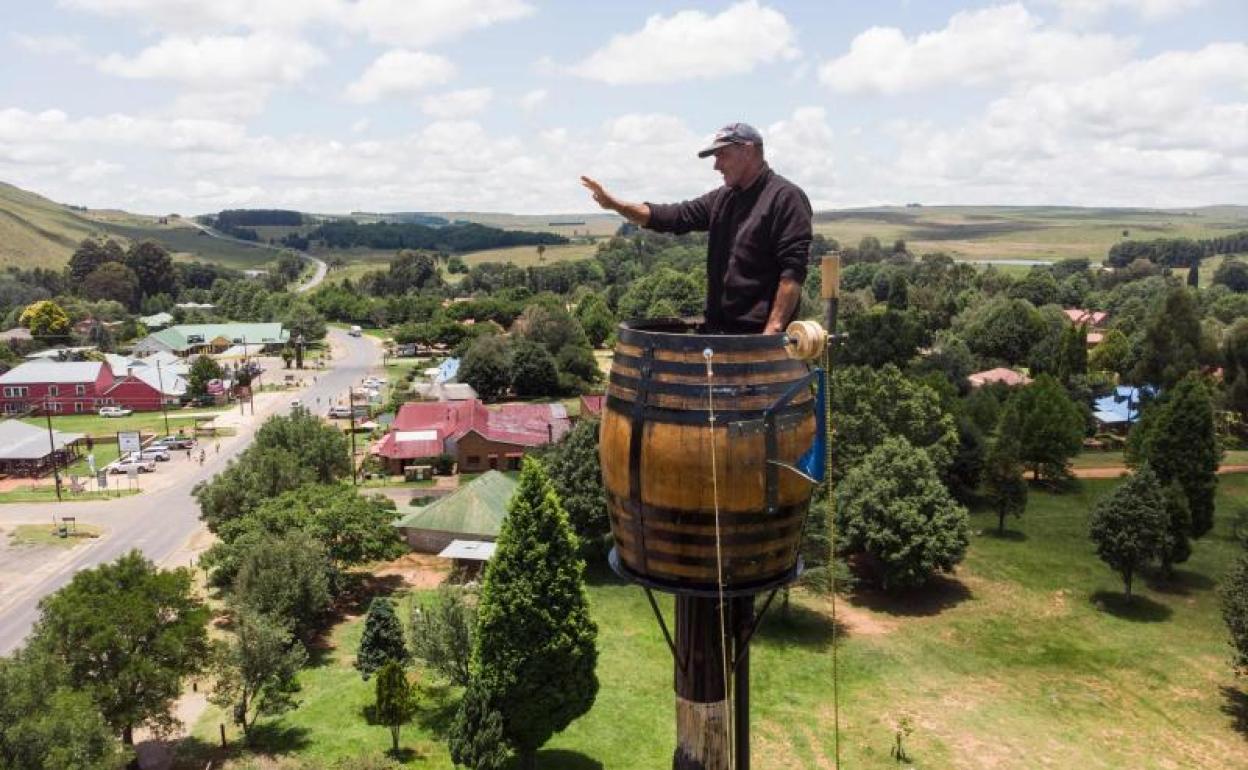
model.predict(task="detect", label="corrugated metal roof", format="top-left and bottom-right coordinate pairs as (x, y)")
top-left (145, 323), bottom-right (288, 352)
top-left (0, 361), bottom-right (104, 385)
top-left (392, 470), bottom-right (516, 536)
top-left (437, 539), bottom-right (497, 561)
top-left (0, 420), bottom-right (82, 459)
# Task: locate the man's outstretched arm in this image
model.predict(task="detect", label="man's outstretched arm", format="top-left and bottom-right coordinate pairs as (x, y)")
top-left (581, 176), bottom-right (650, 227)
top-left (764, 277), bottom-right (802, 334)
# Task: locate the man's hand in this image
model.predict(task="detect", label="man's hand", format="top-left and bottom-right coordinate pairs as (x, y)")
top-left (581, 176), bottom-right (650, 227)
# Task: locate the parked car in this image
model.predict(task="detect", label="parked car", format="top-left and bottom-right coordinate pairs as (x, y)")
top-left (151, 435), bottom-right (195, 450)
top-left (349, 325), bottom-right (363, 337)
top-left (133, 447), bottom-right (171, 462)
top-left (98, 406), bottom-right (133, 417)
top-left (290, 398), bottom-right (302, 409)
top-left (327, 405), bottom-right (353, 418)
top-left (107, 457), bottom-right (156, 474)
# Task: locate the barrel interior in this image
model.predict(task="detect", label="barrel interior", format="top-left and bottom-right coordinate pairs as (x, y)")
top-left (600, 319), bottom-right (817, 593)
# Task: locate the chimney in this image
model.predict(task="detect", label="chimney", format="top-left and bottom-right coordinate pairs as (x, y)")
top-left (547, 423), bottom-right (553, 444)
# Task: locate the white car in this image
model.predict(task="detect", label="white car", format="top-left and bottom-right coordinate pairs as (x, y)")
top-left (134, 447), bottom-right (171, 462)
top-left (107, 457), bottom-right (156, 474)
top-left (290, 399), bottom-right (302, 409)
top-left (98, 406), bottom-right (133, 417)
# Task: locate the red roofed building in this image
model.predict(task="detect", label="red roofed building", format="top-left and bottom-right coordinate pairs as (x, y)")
top-left (579, 394), bottom-right (604, 419)
top-left (1063, 308), bottom-right (1109, 327)
top-left (376, 399), bottom-right (571, 474)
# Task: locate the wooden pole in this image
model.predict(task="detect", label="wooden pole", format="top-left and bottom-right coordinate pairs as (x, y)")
top-left (673, 595), bottom-right (731, 770)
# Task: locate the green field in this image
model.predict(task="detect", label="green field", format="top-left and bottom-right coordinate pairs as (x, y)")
top-left (21, 406), bottom-right (231, 439)
top-left (181, 475), bottom-right (1248, 769)
top-left (459, 242), bottom-right (599, 268)
top-left (6, 522), bottom-right (103, 546)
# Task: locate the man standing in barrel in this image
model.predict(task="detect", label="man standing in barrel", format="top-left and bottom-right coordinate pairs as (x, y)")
top-left (582, 122), bottom-right (811, 334)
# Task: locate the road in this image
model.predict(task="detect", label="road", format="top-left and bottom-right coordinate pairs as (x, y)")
top-left (185, 220), bottom-right (327, 293)
top-left (0, 329), bottom-right (382, 654)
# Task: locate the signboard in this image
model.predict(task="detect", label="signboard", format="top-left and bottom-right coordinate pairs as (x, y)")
top-left (87, 453), bottom-right (96, 475)
top-left (126, 466), bottom-right (139, 481)
top-left (117, 431), bottom-right (141, 455)
top-left (96, 471), bottom-right (107, 489)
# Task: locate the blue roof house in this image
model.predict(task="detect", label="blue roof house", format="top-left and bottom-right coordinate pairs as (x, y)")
top-left (1093, 385), bottom-right (1154, 428)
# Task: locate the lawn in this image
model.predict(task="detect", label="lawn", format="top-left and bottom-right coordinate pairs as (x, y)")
top-left (7, 522), bottom-right (103, 546)
top-left (1071, 449), bottom-right (1248, 470)
top-left (182, 474), bottom-right (1248, 769)
top-left (0, 486), bottom-right (137, 503)
top-left (21, 406), bottom-right (232, 438)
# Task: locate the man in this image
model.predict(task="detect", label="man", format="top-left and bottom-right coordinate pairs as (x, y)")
top-left (582, 122), bottom-right (811, 334)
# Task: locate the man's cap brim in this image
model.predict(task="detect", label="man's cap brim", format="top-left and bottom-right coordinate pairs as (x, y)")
top-left (697, 140), bottom-right (735, 159)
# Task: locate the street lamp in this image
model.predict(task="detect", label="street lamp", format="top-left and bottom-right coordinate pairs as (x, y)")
top-left (43, 399), bottom-right (63, 502)
top-left (155, 360), bottom-right (171, 437)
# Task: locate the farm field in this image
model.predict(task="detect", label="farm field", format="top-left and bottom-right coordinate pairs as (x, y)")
top-left (181, 474), bottom-right (1248, 769)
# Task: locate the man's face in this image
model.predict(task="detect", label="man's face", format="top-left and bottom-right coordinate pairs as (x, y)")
top-left (713, 143), bottom-right (756, 188)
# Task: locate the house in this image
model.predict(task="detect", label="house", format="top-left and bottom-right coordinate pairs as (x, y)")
top-left (579, 394), bottom-right (604, 419)
top-left (0, 419), bottom-right (83, 477)
top-left (131, 323), bottom-right (288, 356)
top-left (412, 381), bottom-right (477, 401)
top-left (25, 346), bottom-right (96, 361)
top-left (1063, 308), bottom-right (1109, 328)
top-left (0, 360), bottom-right (186, 415)
top-left (968, 368), bottom-right (1032, 389)
top-left (139, 312), bottom-right (174, 329)
top-left (1093, 386), bottom-right (1149, 430)
top-left (392, 470), bottom-right (517, 552)
top-left (375, 399), bottom-right (571, 474)
top-left (0, 328), bottom-right (32, 343)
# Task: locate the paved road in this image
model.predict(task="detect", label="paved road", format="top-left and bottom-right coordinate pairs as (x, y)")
top-left (185, 220), bottom-right (326, 293)
top-left (0, 329), bottom-right (382, 654)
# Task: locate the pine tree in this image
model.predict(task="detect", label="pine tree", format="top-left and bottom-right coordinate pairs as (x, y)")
top-left (1221, 554), bottom-right (1248, 674)
top-left (356, 597), bottom-right (409, 680)
top-left (1137, 373), bottom-right (1221, 537)
top-left (374, 661), bottom-right (418, 754)
top-left (1015, 374), bottom-right (1085, 483)
top-left (984, 398), bottom-right (1028, 535)
top-left (1089, 466), bottom-right (1168, 599)
top-left (466, 457), bottom-right (598, 769)
top-left (448, 682), bottom-right (509, 770)
top-left (1160, 480), bottom-right (1192, 578)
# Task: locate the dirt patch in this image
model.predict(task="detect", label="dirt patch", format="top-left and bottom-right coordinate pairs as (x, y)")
top-left (834, 601), bottom-right (898, 637)
top-left (373, 552), bottom-right (451, 590)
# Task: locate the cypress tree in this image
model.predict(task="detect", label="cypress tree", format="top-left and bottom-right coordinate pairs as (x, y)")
top-left (1160, 481), bottom-right (1192, 578)
top-left (374, 661), bottom-right (417, 754)
top-left (1138, 373), bottom-right (1221, 537)
top-left (465, 456), bottom-right (598, 770)
top-left (984, 398), bottom-right (1028, 535)
top-left (356, 597), bottom-right (409, 680)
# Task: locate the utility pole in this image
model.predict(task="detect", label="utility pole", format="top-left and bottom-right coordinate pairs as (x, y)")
top-left (43, 400), bottom-right (62, 502)
top-left (347, 387), bottom-right (358, 485)
top-left (155, 360), bottom-right (171, 436)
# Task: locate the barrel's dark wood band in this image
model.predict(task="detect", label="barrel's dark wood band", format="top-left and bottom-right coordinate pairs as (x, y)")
top-left (627, 344), bottom-right (654, 576)
top-left (604, 395), bottom-right (812, 426)
top-left (609, 371), bottom-right (804, 399)
top-left (622, 549), bottom-right (795, 580)
top-left (611, 514), bottom-right (803, 548)
top-left (608, 495), bottom-right (808, 526)
top-left (611, 351), bottom-right (807, 378)
top-left (618, 325), bottom-right (788, 353)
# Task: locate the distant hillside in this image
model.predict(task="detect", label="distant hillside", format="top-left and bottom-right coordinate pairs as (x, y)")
top-left (0, 181), bottom-right (275, 269)
top-left (0, 181), bottom-right (104, 266)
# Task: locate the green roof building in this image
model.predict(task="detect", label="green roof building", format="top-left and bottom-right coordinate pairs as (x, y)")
top-left (393, 470), bottom-right (517, 553)
top-left (132, 323), bottom-right (289, 356)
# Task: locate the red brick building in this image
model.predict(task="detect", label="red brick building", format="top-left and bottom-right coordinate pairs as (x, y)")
top-left (0, 361), bottom-right (186, 415)
top-left (376, 399), bottom-right (571, 474)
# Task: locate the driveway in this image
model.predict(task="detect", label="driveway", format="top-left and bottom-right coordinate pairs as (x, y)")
top-left (0, 329), bottom-right (384, 654)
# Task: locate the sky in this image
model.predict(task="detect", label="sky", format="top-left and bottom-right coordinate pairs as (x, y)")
top-left (1, 0), bottom-right (1245, 215)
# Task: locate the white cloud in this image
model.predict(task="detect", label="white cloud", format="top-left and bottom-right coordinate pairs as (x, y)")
top-left (350, 118), bottom-right (371, 134)
top-left (765, 107), bottom-right (838, 202)
top-left (98, 33), bottom-right (325, 86)
top-left (571, 1), bottom-right (799, 85)
top-left (422, 88), bottom-right (494, 119)
top-left (518, 89), bottom-right (548, 112)
top-left (343, 0), bottom-right (535, 47)
top-left (1044, 0), bottom-right (1205, 24)
top-left (67, 159), bottom-right (124, 183)
top-left (13, 33), bottom-right (87, 58)
top-left (166, 88), bottom-right (272, 120)
top-left (345, 50), bottom-right (456, 103)
top-left (819, 3), bottom-right (1132, 94)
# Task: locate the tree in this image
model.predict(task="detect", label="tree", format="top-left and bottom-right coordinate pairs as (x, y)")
top-left (1160, 480), bottom-right (1192, 578)
top-left (1014, 375), bottom-right (1084, 483)
top-left (1089, 466), bottom-right (1167, 599)
top-left (1088, 328), bottom-right (1130, 376)
top-left (0, 649), bottom-right (123, 770)
top-left (984, 398), bottom-right (1028, 534)
top-left (1007, 268), bottom-right (1059, 307)
top-left (841, 309), bottom-right (923, 369)
top-left (67, 238), bottom-right (123, 284)
top-left (541, 419), bottom-right (609, 557)
top-left (19, 299), bottom-right (70, 339)
top-left (30, 551), bottom-right (208, 747)
top-left (357, 597), bottom-right (409, 680)
top-left (953, 297), bottom-right (1045, 364)
top-left (510, 339), bottom-right (560, 398)
top-left (206, 608), bottom-right (306, 738)
top-left (468, 457), bottom-right (598, 768)
top-left (886, 272), bottom-right (909, 309)
top-left (410, 586), bottom-right (476, 687)
top-left (1057, 323), bottom-right (1088, 385)
top-left (836, 437), bottom-right (971, 591)
top-left (1133, 373), bottom-right (1220, 537)
top-left (123, 240), bottom-right (176, 299)
top-left (448, 682), bottom-right (509, 770)
top-left (574, 293), bottom-right (615, 347)
top-left (1131, 286), bottom-right (1202, 389)
top-left (1188, 258), bottom-right (1201, 288)
top-left (187, 355), bottom-right (224, 400)
top-left (233, 531), bottom-right (333, 640)
top-left (1221, 553), bottom-right (1248, 674)
top-left (830, 364), bottom-right (959, 480)
top-left (81, 262), bottom-right (140, 308)
top-left (460, 335), bottom-right (511, 402)
top-left (1214, 258), bottom-right (1248, 293)
top-left (373, 661), bottom-right (419, 754)
top-left (283, 299), bottom-right (327, 342)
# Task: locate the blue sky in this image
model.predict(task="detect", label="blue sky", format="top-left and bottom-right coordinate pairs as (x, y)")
top-left (1, 0), bottom-right (1245, 215)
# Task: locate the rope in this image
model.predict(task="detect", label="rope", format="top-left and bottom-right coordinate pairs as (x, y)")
top-left (703, 347), bottom-right (735, 770)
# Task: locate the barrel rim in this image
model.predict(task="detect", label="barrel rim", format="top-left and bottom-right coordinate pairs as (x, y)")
top-left (609, 547), bottom-right (804, 597)
top-left (619, 317), bottom-right (787, 352)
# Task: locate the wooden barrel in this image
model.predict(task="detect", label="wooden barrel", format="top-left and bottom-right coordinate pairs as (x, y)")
top-left (600, 318), bottom-right (817, 594)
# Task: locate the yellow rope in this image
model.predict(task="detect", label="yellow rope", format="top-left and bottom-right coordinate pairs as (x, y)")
top-left (704, 347), bottom-right (735, 770)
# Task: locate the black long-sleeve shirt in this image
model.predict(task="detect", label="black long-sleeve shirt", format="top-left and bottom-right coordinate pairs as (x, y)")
top-left (646, 166), bottom-right (811, 333)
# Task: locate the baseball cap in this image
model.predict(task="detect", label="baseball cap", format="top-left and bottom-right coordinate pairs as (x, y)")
top-left (697, 122), bottom-right (764, 158)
